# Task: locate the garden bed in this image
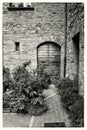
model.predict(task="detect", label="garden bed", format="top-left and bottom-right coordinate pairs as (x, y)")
top-left (56, 77), bottom-right (84, 127)
top-left (3, 61), bottom-right (50, 116)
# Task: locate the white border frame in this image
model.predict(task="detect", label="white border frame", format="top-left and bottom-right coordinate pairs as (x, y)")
top-left (0, 0), bottom-right (87, 130)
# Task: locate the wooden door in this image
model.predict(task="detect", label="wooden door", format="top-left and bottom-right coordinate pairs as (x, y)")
top-left (37, 42), bottom-right (61, 79)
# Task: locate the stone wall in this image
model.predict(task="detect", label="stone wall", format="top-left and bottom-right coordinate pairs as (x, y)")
top-left (3, 3), bottom-right (84, 94)
top-left (3, 3), bottom-right (65, 77)
top-left (66, 3), bottom-right (84, 95)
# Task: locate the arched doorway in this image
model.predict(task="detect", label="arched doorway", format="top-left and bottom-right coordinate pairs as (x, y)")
top-left (37, 42), bottom-right (61, 80)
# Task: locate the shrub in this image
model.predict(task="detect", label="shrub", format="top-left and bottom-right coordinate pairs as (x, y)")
top-left (69, 95), bottom-right (84, 127)
top-left (3, 61), bottom-right (49, 115)
top-left (13, 62), bottom-right (33, 88)
top-left (57, 77), bottom-right (78, 94)
top-left (3, 66), bottom-right (16, 109)
top-left (10, 83), bottom-right (47, 115)
top-left (36, 65), bottom-right (51, 89)
top-left (10, 61), bottom-right (48, 115)
top-left (3, 88), bottom-right (16, 109)
top-left (10, 93), bottom-right (29, 113)
top-left (3, 90), bottom-right (11, 108)
top-left (27, 103), bottom-right (48, 116)
top-left (56, 77), bottom-right (84, 127)
top-left (3, 66), bottom-right (15, 92)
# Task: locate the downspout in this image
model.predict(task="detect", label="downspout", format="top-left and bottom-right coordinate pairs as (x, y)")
top-left (64, 3), bottom-right (67, 77)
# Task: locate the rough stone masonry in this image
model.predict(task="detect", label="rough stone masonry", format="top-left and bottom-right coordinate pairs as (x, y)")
top-left (66, 3), bottom-right (84, 95)
top-left (3, 3), bottom-right (84, 95)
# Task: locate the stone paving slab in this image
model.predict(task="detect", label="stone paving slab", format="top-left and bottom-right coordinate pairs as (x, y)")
top-left (32, 93), bottom-right (70, 127)
top-left (3, 113), bottom-right (32, 127)
top-left (31, 84), bottom-right (70, 127)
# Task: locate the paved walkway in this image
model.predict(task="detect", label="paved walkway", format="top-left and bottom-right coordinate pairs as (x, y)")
top-left (3, 84), bottom-right (70, 127)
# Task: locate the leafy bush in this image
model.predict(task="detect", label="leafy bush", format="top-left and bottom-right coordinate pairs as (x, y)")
top-left (3, 66), bottom-right (15, 92)
top-left (36, 65), bottom-right (51, 89)
top-left (3, 88), bottom-right (16, 109)
top-left (10, 61), bottom-right (48, 115)
top-left (13, 61), bottom-right (33, 88)
top-left (3, 91), bottom-right (10, 108)
top-left (3, 61), bottom-right (49, 115)
top-left (27, 103), bottom-right (48, 116)
top-left (69, 95), bottom-right (84, 127)
top-left (3, 66), bottom-right (16, 109)
top-left (10, 93), bottom-right (29, 113)
top-left (56, 77), bottom-right (84, 127)
top-left (57, 77), bottom-right (78, 94)
top-left (56, 77), bottom-right (79, 109)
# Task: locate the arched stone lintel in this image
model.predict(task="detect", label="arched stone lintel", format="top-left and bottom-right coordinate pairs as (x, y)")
top-left (36, 35), bottom-right (61, 48)
top-left (37, 41), bottom-right (61, 49)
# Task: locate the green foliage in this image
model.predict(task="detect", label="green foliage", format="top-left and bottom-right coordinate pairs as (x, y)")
top-left (10, 93), bottom-right (29, 113)
top-left (27, 103), bottom-right (48, 116)
top-left (3, 61), bottom-right (50, 115)
top-left (57, 77), bottom-right (78, 94)
top-left (13, 61), bottom-right (33, 89)
top-left (9, 61), bottom-right (48, 115)
top-left (3, 66), bottom-right (15, 92)
top-left (36, 65), bottom-right (51, 89)
top-left (3, 66), bottom-right (16, 109)
top-left (56, 77), bottom-right (84, 127)
top-left (3, 89), bottom-right (15, 109)
top-left (69, 95), bottom-right (84, 127)
top-left (3, 91), bottom-right (10, 108)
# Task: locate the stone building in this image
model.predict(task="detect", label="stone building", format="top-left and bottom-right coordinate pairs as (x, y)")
top-left (66, 3), bottom-right (84, 95)
top-left (3, 3), bottom-right (84, 95)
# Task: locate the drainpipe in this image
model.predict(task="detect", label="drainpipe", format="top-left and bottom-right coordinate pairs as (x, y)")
top-left (64, 3), bottom-right (67, 77)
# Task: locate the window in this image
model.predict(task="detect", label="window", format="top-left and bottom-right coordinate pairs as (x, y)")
top-left (15, 42), bottom-right (20, 51)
